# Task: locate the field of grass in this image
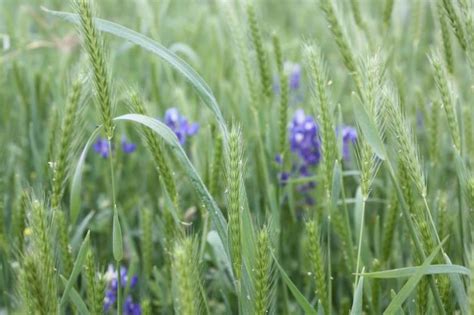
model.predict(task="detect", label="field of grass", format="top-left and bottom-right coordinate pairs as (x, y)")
top-left (1, 0), bottom-right (474, 314)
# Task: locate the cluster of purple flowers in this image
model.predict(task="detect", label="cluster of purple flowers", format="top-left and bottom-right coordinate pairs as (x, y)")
top-left (289, 109), bottom-right (321, 166)
top-left (93, 107), bottom-right (199, 158)
top-left (279, 109), bottom-right (357, 206)
top-left (164, 107), bottom-right (199, 145)
top-left (94, 136), bottom-right (136, 158)
top-left (104, 265), bottom-right (141, 315)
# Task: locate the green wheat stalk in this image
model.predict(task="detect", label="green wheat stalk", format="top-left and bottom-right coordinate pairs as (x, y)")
top-left (55, 210), bottom-right (73, 275)
top-left (172, 237), bottom-right (203, 315)
top-left (247, 2), bottom-right (272, 99)
top-left (228, 126), bottom-right (242, 280)
top-left (430, 52), bottom-right (461, 154)
top-left (438, 2), bottom-right (455, 74)
top-left (306, 220), bottom-right (329, 314)
top-left (76, 0), bottom-right (114, 139)
top-left (254, 227), bottom-right (271, 315)
top-left (51, 79), bottom-right (82, 210)
top-left (131, 93), bottom-right (179, 208)
top-left (319, 0), bottom-right (363, 96)
top-left (273, 34), bottom-right (289, 158)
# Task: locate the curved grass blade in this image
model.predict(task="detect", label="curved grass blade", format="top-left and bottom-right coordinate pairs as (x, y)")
top-left (113, 114), bottom-right (232, 273)
top-left (353, 104), bottom-right (386, 160)
top-left (42, 7), bottom-right (229, 141)
top-left (207, 230), bottom-right (233, 278)
top-left (272, 252), bottom-right (317, 315)
top-left (383, 240), bottom-right (445, 314)
top-left (60, 231), bottom-right (91, 310)
top-left (358, 264), bottom-right (470, 279)
top-left (60, 276), bottom-right (90, 315)
top-left (443, 253), bottom-right (469, 315)
top-left (71, 210), bottom-right (95, 250)
top-left (70, 127), bottom-right (102, 226)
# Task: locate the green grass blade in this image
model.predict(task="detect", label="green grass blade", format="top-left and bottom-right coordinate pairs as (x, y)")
top-left (59, 231), bottom-right (90, 309)
top-left (350, 272), bottom-right (364, 315)
top-left (443, 253), bottom-right (469, 315)
top-left (383, 240), bottom-right (445, 314)
top-left (60, 276), bottom-right (90, 315)
top-left (358, 264), bottom-right (470, 278)
top-left (272, 253), bottom-right (317, 315)
top-left (112, 209), bottom-right (123, 262)
top-left (71, 211), bottom-right (95, 250)
top-left (353, 104), bottom-right (386, 160)
top-left (70, 127), bottom-right (102, 226)
top-left (42, 7), bottom-right (229, 142)
top-left (113, 114), bottom-right (232, 274)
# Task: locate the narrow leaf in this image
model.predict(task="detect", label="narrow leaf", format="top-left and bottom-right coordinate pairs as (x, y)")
top-left (353, 104), bottom-right (385, 160)
top-left (60, 231), bottom-right (90, 309)
top-left (42, 7), bottom-right (229, 142)
top-left (60, 276), bottom-right (90, 315)
top-left (358, 264), bottom-right (470, 279)
top-left (273, 253), bottom-right (317, 315)
top-left (383, 240), bottom-right (445, 314)
top-left (113, 209), bottom-right (124, 261)
top-left (70, 127), bottom-right (101, 225)
top-left (350, 272), bottom-right (364, 315)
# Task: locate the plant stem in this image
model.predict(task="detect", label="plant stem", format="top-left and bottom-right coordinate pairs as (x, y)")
top-left (107, 139), bottom-right (122, 315)
top-left (354, 198), bottom-right (366, 288)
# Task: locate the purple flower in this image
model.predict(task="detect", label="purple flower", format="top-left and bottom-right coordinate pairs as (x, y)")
top-left (279, 172), bottom-right (290, 184)
top-left (340, 126), bottom-right (357, 161)
top-left (124, 296), bottom-right (142, 315)
top-left (103, 265), bottom-right (140, 314)
top-left (164, 108), bottom-right (199, 145)
top-left (288, 109), bottom-right (321, 166)
top-left (121, 136), bottom-right (137, 154)
top-left (277, 109), bottom-right (321, 205)
top-left (284, 62), bottom-right (302, 90)
top-left (275, 154), bottom-right (283, 164)
top-left (94, 138), bottom-right (112, 158)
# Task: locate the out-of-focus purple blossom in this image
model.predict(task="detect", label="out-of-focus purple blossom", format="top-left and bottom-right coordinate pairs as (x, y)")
top-left (121, 136), bottom-right (137, 154)
top-left (284, 61), bottom-right (302, 90)
top-left (103, 265), bottom-right (141, 314)
top-left (341, 126), bottom-right (357, 161)
top-left (124, 296), bottom-right (142, 315)
top-left (288, 109), bottom-right (321, 166)
top-left (94, 138), bottom-right (112, 158)
top-left (275, 154), bottom-right (283, 164)
top-left (279, 172), bottom-right (290, 184)
top-left (164, 108), bottom-right (199, 145)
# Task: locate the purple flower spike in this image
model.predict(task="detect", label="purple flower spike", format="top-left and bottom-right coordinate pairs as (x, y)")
top-left (121, 136), bottom-right (137, 154)
top-left (94, 138), bottom-right (112, 158)
top-left (124, 296), bottom-right (142, 315)
top-left (341, 126), bottom-right (357, 161)
top-left (288, 109), bottom-right (321, 166)
top-left (284, 62), bottom-right (302, 90)
top-left (164, 107), bottom-right (199, 145)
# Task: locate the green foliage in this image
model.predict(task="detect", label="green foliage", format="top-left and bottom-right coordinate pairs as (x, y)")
top-left (1, 0), bottom-right (474, 314)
